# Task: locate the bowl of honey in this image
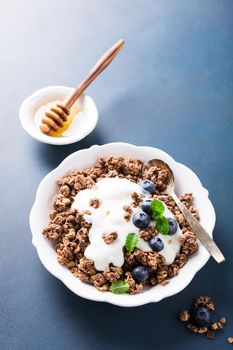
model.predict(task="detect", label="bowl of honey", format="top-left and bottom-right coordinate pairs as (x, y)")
top-left (19, 86), bottom-right (98, 145)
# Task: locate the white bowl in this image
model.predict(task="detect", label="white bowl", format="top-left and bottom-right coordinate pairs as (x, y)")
top-left (30, 143), bottom-right (215, 307)
top-left (19, 86), bottom-right (98, 145)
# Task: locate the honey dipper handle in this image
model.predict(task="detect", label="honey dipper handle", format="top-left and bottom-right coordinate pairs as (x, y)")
top-left (63, 39), bottom-right (125, 110)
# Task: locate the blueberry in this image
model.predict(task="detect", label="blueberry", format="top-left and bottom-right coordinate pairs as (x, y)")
top-left (140, 180), bottom-right (156, 194)
top-left (132, 266), bottom-right (149, 282)
top-left (148, 236), bottom-right (164, 252)
top-left (141, 200), bottom-right (152, 215)
top-left (193, 307), bottom-right (211, 327)
top-left (133, 211), bottom-right (150, 228)
top-left (168, 218), bottom-right (178, 235)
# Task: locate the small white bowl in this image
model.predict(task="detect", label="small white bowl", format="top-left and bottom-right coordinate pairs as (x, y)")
top-left (19, 86), bottom-right (98, 145)
top-left (30, 143), bottom-right (216, 307)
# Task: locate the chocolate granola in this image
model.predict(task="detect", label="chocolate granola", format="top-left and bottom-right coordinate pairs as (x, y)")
top-left (42, 156), bottom-right (199, 294)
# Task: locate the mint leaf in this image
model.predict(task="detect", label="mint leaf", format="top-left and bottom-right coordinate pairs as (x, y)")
top-left (150, 199), bottom-right (165, 218)
top-left (156, 216), bottom-right (169, 235)
top-left (125, 233), bottom-right (139, 252)
top-left (151, 200), bottom-right (169, 235)
top-left (110, 281), bottom-right (130, 294)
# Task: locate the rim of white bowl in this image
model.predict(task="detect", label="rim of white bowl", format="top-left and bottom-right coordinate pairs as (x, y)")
top-left (30, 143), bottom-right (216, 307)
top-left (19, 86), bottom-right (99, 145)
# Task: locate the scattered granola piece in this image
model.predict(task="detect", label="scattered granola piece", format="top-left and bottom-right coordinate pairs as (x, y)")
top-left (124, 272), bottom-right (144, 294)
top-left (180, 231), bottom-right (198, 255)
top-left (220, 317), bottom-right (226, 325)
top-left (89, 198), bottom-right (101, 208)
top-left (90, 273), bottom-right (109, 291)
top-left (228, 337), bottom-right (233, 344)
top-left (78, 257), bottom-right (96, 275)
top-left (59, 185), bottom-right (70, 197)
top-left (52, 194), bottom-right (71, 212)
top-left (43, 223), bottom-right (63, 240)
top-left (179, 310), bottom-right (190, 322)
top-left (131, 191), bottom-right (143, 207)
top-left (168, 264), bottom-right (179, 277)
top-left (211, 322), bottom-right (223, 330)
top-left (180, 192), bottom-right (193, 203)
top-left (102, 231), bottom-right (118, 244)
top-left (157, 268), bottom-right (168, 284)
top-left (198, 327), bottom-right (208, 334)
top-left (123, 205), bottom-right (132, 221)
top-left (187, 323), bottom-right (199, 333)
top-left (139, 226), bottom-right (157, 241)
top-left (103, 266), bottom-right (123, 282)
top-left (194, 296), bottom-right (215, 310)
top-left (206, 329), bottom-right (215, 339)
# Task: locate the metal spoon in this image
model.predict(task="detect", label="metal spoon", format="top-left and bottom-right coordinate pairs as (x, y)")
top-left (143, 159), bottom-right (225, 263)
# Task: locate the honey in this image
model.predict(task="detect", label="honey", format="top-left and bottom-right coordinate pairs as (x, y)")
top-left (35, 101), bottom-right (82, 137)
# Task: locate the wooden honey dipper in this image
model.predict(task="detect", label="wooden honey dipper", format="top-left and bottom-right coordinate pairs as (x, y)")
top-left (40, 39), bottom-right (125, 135)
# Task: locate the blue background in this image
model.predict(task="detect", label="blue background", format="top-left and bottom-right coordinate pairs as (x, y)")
top-left (0, 1), bottom-right (232, 349)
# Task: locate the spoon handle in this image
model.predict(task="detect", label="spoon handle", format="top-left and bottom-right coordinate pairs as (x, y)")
top-left (171, 192), bottom-right (225, 263)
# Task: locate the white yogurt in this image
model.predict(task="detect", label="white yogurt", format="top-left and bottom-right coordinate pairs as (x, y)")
top-left (72, 177), bottom-right (182, 271)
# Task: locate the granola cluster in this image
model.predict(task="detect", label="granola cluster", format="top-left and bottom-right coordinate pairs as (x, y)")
top-left (42, 156), bottom-right (199, 294)
top-left (179, 296), bottom-right (226, 339)
top-left (103, 231), bottom-right (118, 244)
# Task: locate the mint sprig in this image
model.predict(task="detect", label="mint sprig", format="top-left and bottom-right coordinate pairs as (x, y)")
top-left (110, 281), bottom-right (130, 294)
top-left (125, 233), bottom-right (139, 252)
top-left (150, 199), bottom-right (169, 235)
top-left (156, 216), bottom-right (169, 235)
top-left (151, 199), bottom-right (165, 217)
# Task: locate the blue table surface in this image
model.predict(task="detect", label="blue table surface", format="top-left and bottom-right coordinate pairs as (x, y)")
top-left (0, 1), bottom-right (233, 349)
